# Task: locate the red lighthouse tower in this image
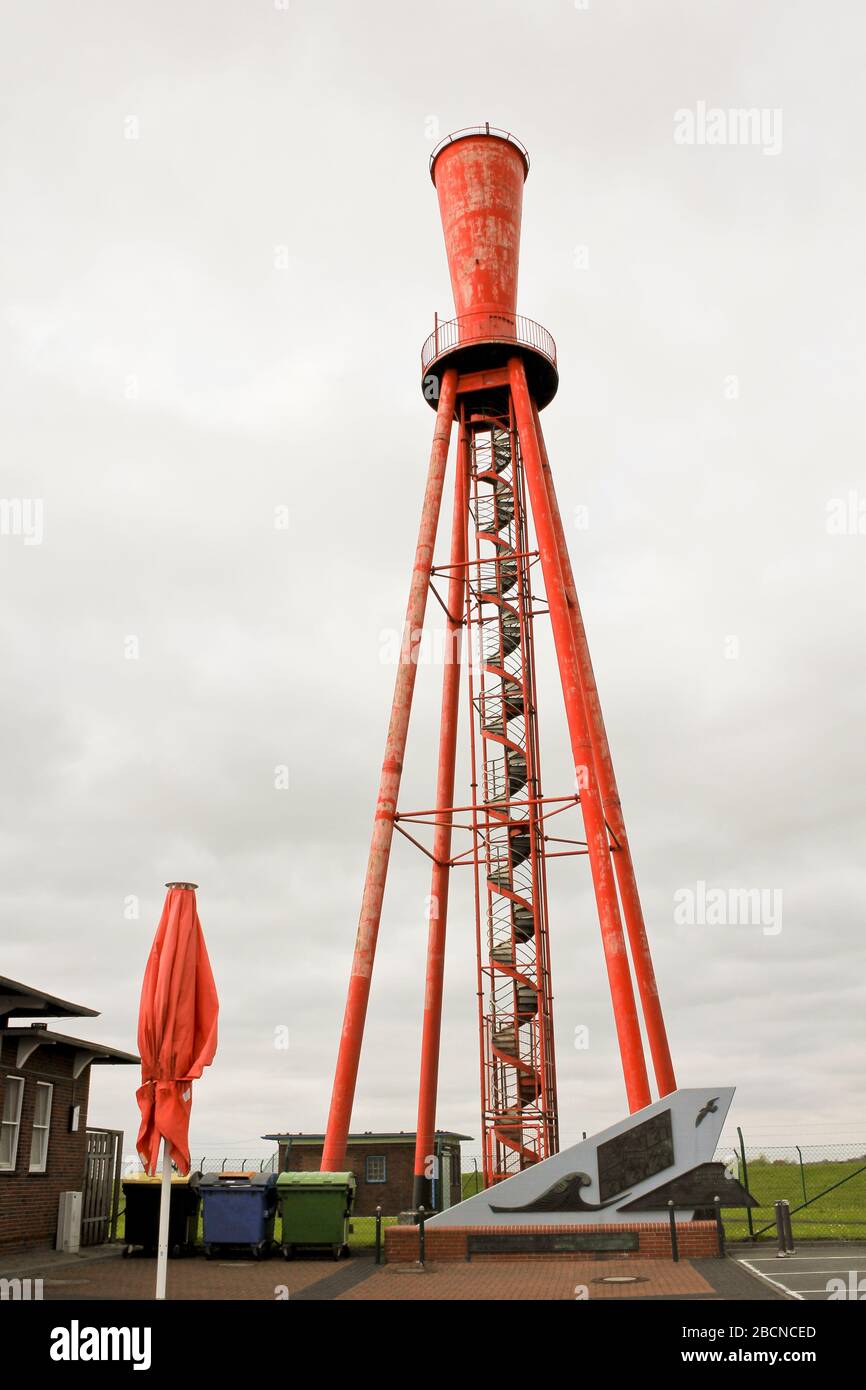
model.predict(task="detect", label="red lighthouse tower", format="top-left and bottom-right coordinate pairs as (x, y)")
top-left (321, 127), bottom-right (677, 1204)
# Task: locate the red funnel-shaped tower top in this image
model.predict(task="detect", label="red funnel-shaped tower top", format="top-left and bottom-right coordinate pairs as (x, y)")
top-left (422, 126), bottom-right (558, 410)
top-left (431, 128), bottom-right (528, 324)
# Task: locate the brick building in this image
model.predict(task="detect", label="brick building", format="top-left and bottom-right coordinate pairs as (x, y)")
top-left (262, 1130), bottom-right (472, 1216)
top-left (0, 976), bottom-right (137, 1252)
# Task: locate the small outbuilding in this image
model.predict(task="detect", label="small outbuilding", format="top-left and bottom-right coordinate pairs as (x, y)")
top-left (262, 1130), bottom-right (472, 1216)
top-left (0, 976), bottom-right (137, 1252)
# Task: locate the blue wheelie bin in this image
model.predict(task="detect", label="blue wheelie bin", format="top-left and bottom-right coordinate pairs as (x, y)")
top-left (199, 1172), bottom-right (278, 1259)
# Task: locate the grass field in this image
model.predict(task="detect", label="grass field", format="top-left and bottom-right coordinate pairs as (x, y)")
top-left (724, 1158), bottom-right (866, 1241)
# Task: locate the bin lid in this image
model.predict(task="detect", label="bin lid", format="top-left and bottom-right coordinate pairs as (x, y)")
top-left (122, 1172), bottom-right (200, 1186)
top-left (276, 1171), bottom-right (356, 1189)
top-left (200, 1171), bottom-right (276, 1188)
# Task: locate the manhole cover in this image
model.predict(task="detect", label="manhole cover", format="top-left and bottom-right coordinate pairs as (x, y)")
top-left (593, 1275), bottom-right (648, 1285)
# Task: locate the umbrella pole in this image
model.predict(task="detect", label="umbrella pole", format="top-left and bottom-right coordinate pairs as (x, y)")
top-left (155, 1140), bottom-right (172, 1300)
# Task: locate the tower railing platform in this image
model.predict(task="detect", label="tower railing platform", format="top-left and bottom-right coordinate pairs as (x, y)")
top-left (421, 312), bottom-right (556, 375)
top-left (429, 126), bottom-right (531, 180)
top-left (421, 313), bottom-right (559, 409)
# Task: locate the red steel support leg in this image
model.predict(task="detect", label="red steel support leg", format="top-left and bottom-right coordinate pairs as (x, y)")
top-left (412, 417), bottom-right (469, 1209)
top-left (531, 401), bottom-right (677, 1097)
top-left (321, 369), bottom-right (459, 1172)
top-left (509, 357), bottom-right (651, 1114)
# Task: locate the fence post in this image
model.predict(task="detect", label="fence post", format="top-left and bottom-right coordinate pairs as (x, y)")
top-left (782, 1199), bottom-right (795, 1254)
top-left (668, 1200), bottom-right (679, 1262)
top-left (774, 1200), bottom-right (788, 1258)
top-left (795, 1146), bottom-right (808, 1206)
top-left (375, 1205), bottom-right (382, 1266)
top-left (713, 1195), bottom-right (725, 1258)
top-left (109, 1132), bottom-right (124, 1243)
top-left (737, 1126), bottom-right (754, 1240)
top-left (418, 1204), bottom-right (426, 1266)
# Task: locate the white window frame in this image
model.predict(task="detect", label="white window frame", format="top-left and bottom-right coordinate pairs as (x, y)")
top-left (0, 1076), bottom-right (25, 1172)
top-left (29, 1081), bottom-right (53, 1174)
top-left (365, 1154), bottom-right (387, 1184)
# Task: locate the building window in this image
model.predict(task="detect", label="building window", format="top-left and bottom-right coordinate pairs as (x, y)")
top-left (29, 1082), bottom-right (53, 1173)
top-left (0, 1076), bottom-right (24, 1171)
top-left (365, 1154), bottom-right (387, 1184)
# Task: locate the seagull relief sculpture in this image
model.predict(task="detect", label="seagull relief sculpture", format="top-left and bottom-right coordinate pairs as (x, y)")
top-left (428, 1088), bottom-right (756, 1228)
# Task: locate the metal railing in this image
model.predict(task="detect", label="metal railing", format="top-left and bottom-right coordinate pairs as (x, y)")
top-left (429, 125), bottom-right (530, 178)
top-left (421, 312), bottom-right (557, 374)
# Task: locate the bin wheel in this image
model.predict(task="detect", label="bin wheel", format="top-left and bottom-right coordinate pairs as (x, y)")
top-left (122, 1245), bottom-right (131, 1259)
top-left (204, 1245), bottom-right (214, 1260)
top-left (332, 1244), bottom-right (342, 1262)
top-left (282, 1245), bottom-right (294, 1261)
top-left (171, 1243), bottom-right (182, 1259)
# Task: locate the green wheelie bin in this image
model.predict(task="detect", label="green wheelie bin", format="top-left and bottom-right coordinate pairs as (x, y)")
top-left (276, 1171), bottom-right (356, 1260)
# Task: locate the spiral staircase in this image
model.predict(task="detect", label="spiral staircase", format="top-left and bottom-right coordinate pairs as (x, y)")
top-left (468, 412), bottom-right (558, 1179)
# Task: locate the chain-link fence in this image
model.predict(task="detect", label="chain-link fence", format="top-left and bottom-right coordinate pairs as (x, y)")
top-left (119, 1151), bottom-right (279, 1178)
top-left (462, 1154), bottom-right (486, 1199)
top-left (716, 1141), bottom-right (866, 1242)
top-left (459, 1142), bottom-right (866, 1243)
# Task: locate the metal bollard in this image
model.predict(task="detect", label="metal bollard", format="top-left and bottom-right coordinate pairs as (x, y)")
top-left (713, 1195), bottom-right (725, 1258)
top-left (782, 1200), bottom-right (795, 1254)
top-left (774, 1200), bottom-right (788, 1258)
top-left (375, 1205), bottom-right (382, 1266)
top-left (418, 1203), bottom-right (426, 1265)
top-left (668, 1200), bottom-right (679, 1262)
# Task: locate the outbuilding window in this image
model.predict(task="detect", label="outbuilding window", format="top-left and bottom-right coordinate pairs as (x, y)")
top-left (29, 1082), bottom-right (53, 1173)
top-left (365, 1154), bottom-right (387, 1183)
top-left (0, 1076), bottom-right (24, 1171)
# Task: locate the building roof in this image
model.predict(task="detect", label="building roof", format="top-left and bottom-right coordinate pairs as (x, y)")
top-left (0, 975), bottom-right (99, 1021)
top-left (262, 1130), bottom-right (473, 1145)
top-left (2, 1027), bottom-right (139, 1071)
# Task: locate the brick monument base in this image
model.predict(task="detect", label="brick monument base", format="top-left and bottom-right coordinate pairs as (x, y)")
top-left (384, 1220), bottom-right (720, 1263)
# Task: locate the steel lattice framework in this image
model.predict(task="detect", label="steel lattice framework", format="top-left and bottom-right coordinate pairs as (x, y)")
top-left (320, 128), bottom-right (677, 1199)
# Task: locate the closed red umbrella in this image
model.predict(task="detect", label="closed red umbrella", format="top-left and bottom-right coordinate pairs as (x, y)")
top-left (135, 882), bottom-right (218, 1296)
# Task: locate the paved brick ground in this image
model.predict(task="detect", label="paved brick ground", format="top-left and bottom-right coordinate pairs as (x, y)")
top-left (28, 1250), bottom-right (339, 1301)
top-left (4, 1244), bottom-right (784, 1301)
top-left (339, 1258), bottom-right (713, 1301)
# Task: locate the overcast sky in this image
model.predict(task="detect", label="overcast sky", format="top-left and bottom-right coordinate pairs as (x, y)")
top-left (1, 1), bottom-right (864, 1169)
